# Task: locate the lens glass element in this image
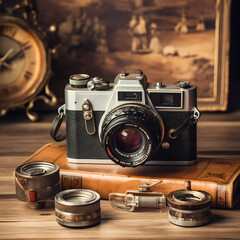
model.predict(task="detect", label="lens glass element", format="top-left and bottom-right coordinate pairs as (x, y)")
top-left (116, 128), bottom-right (142, 153)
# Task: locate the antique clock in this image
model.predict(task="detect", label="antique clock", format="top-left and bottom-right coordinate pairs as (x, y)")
top-left (0, 0), bottom-right (56, 121)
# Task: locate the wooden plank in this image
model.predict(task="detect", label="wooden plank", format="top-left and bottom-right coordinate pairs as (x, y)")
top-left (0, 157), bottom-right (26, 195)
top-left (0, 199), bottom-right (239, 239)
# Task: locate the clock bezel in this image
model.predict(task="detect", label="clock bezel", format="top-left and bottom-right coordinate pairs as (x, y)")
top-left (0, 15), bottom-right (52, 110)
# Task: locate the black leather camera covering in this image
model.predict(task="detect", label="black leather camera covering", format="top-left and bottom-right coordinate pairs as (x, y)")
top-left (66, 110), bottom-right (196, 162)
top-left (66, 110), bottom-right (108, 160)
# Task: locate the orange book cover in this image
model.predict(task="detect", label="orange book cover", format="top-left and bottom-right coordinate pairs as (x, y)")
top-left (22, 143), bottom-right (240, 208)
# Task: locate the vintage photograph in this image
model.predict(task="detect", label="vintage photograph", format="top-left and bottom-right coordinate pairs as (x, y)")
top-left (37, 0), bottom-right (230, 110)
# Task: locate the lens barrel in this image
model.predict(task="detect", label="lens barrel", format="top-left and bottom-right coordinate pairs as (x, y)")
top-left (101, 103), bottom-right (164, 167)
top-left (14, 162), bottom-right (60, 208)
top-left (55, 189), bottom-right (101, 228)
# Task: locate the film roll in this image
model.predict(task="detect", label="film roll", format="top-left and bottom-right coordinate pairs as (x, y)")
top-left (55, 189), bottom-right (101, 228)
top-left (14, 162), bottom-right (60, 208)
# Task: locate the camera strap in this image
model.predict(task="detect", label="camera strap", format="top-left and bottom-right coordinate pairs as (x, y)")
top-left (50, 104), bottom-right (66, 142)
top-left (50, 100), bottom-right (96, 141)
top-left (163, 107), bottom-right (200, 147)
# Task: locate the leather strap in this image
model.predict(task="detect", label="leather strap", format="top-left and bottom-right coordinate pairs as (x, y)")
top-left (50, 109), bottom-right (66, 142)
top-left (165, 107), bottom-right (200, 144)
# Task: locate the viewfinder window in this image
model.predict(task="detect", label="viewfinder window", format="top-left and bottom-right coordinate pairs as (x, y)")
top-left (149, 92), bottom-right (182, 107)
top-left (118, 92), bottom-right (142, 101)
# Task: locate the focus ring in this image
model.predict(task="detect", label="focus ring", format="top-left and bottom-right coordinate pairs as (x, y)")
top-left (102, 103), bottom-right (160, 130)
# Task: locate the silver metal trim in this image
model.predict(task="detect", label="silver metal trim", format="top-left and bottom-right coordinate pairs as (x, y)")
top-left (69, 74), bottom-right (90, 86)
top-left (169, 206), bottom-right (210, 214)
top-left (67, 157), bottom-right (197, 166)
top-left (16, 162), bottom-right (59, 178)
top-left (65, 79), bottom-right (197, 112)
top-left (58, 104), bottom-right (66, 115)
top-left (56, 216), bottom-right (101, 228)
top-left (55, 189), bottom-right (100, 206)
top-left (168, 212), bottom-right (211, 227)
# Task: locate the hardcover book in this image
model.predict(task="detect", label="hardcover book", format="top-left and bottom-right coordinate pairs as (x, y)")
top-left (21, 143), bottom-right (240, 209)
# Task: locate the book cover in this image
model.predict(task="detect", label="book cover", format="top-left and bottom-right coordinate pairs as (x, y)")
top-left (22, 143), bottom-right (240, 208)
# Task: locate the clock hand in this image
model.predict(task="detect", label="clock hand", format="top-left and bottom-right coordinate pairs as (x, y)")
top-left (0, 48), bottom-right (14, 70)
top-left (6, 49), bottom-right (24, 62)
top-left (0, 48), bottom-right (14, 61)
top-left (2, 62), bottom-right (12, 70)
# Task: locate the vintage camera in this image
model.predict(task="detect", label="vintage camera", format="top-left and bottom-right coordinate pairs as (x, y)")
top-left (57, 70), bottom-right (200, 167)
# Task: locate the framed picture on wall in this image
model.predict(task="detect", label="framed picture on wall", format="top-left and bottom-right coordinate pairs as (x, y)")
top-left (38, 0), bottom-right (231, 111)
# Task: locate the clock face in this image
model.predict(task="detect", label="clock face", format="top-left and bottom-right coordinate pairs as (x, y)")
top-left (0, 18), bottom-right (49, 109)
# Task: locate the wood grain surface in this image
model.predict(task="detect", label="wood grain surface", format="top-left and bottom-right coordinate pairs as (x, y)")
top-left (0, 112), bottom-right (240, 239)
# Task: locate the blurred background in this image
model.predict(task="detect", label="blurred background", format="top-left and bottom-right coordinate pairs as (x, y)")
top-left (0, 0), bottom-right (239, 158)
top-left (0, 0), bottom-right (239, 120)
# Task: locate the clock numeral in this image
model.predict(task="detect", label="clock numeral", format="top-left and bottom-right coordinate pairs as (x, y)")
top-left (12, 29), bottom-right (18, 38)
top-left (21, 41), bottom-right (32, 51)
top-left (0, 86), bottom-right (18, 95)
top-left (9, 86), bottom-right (19, 94)
top-left (0, 88), bottom-right (9, 95)
top-left (24, 71), bottom-right (33, 81)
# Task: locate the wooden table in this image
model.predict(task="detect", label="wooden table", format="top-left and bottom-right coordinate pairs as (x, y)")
top-left (0, 111), bottom-right (240, 239)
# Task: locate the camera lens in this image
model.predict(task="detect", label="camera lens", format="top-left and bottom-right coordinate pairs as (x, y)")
top-left (116, 128), bottom-right (142, 153)
top-left (101, 103), bottom-right (164, 167)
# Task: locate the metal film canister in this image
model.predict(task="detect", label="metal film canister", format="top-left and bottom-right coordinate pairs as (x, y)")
top-left (167, 189), bottom-right (212, 227)
top-left (55, 189), bottom-right (101, 228)
top-left (14, 162), bottom-right (60, 209)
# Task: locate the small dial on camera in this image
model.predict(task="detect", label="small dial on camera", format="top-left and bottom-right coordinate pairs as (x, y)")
top-left (63, 70), bottom-right (199, 167)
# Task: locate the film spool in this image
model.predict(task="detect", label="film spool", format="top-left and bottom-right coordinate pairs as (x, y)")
top-left (14, 162), bottom-right (60, 209)
top-left (55, 189), bottom-right (101, 228)
top-left (167, 189), bottom-right (212, 227)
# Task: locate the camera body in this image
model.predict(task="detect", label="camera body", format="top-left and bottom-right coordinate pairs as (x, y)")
top-left (65, 71), bottom-right (199, 167)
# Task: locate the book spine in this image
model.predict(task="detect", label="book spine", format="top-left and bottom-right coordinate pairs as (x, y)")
top-left (60, 170), bottom-right (231, 208)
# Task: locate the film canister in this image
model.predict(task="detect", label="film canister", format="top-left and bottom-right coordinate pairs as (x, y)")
top-left (14, 162), bottom-right (60, 209)
top-left (55, 189), bottom-right (101, 228)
